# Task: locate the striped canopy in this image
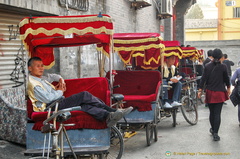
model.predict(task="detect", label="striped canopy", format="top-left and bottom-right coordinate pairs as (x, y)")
top-left (112, 33), bottom-right (164, 70)
top-left (161, 41), bottom-right (182, 59)
top-left (19, 14), bottom-right (113, 68)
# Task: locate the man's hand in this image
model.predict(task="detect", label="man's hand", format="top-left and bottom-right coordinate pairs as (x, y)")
top-left (170, 78), bottom-right (179, 83)
top-left (55, 78), bottom-right (66, 92)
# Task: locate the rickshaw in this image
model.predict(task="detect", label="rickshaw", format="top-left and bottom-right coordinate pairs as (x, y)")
top-left (179, 46), bottom-right (201, 125)
top-left (107, 33), bottom-right (164, 146)
top-left (19, 14), bottom-right (124, 159)
top-left (160, 40), bottom-right (183, 127)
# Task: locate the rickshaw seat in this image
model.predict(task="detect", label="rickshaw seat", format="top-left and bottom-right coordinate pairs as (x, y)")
top-left (180, 67), bottom-right (195, 78)
top-left (106, 70), bottom-right (161, 111)
top-left (27, 77), bottom-right (110, 131)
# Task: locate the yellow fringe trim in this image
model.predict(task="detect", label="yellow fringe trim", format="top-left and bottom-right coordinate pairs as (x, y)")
top-left (164, 46), bottom-right (183, 53)
top-left (96, 46), bottom-right (110, 58)
top-left (163, 52), bottom-right (182, 59)
top-left (117, 51), bottom-right (160, 65)
top-left (113, 37), bottom-right (163, 44)
top-left (44, 61), bottom-right (55, 70)
top-left (114, 43), bottom-right (164, 52)
top-left (19, 15), bottom-right (112, 27)
top-left (20, 27), bottom-right (113, 41)
top-left (139, 65), bottom-right (159, 70)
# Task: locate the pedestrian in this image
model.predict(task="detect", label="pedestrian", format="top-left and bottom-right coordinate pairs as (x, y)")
top-left (222, 54), bottom-right (234, 82)
top-left (202, 50), bottom-right (213, 107)
top-left (230, 67), bottom-right (240, 127)
top-left (198, 48), bottom-right (230, 141)
top-left (203, 49), bottom-right (213, 67)
top-left (27, 57), bottom-right (133, 127)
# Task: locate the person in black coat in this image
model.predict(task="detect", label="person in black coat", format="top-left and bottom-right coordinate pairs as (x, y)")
top-left (203, 50), bottom-right (213, 67)
top-left (198, 49), bottom-right (230, 141)
top-left (230, 67), bottom-right (240, 127)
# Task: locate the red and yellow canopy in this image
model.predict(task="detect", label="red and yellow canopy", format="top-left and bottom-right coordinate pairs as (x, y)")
top-left (161, 41), bottom-right (182, 59)
top-left (113, 33), bottom-right (164, 70)
top-left (181, 47), bottom-right (204, 60)
top-left (19, 14), bottom-right (113, 68)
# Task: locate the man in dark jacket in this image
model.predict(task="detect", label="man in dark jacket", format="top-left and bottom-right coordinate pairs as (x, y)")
top-left (222, 54), bottom-right (234, 81)
top-left (203, 50), bottom-right (213, 67)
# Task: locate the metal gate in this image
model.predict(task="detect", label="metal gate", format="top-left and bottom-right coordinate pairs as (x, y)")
top-left (0, 12), bottom-right (25, 89)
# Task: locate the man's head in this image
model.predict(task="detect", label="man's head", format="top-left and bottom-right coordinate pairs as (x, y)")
top-left (223, 54), bottom-right (228, 59)
top-left (207, 50), bottom-right (213, 57)
top-left (166, 55), bottom-right (176, 67)
top-left (28, 57), bottom-right (44, 78)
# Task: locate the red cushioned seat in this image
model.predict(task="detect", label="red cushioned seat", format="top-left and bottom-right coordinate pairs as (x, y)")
top-left (27, 77), bottom-right (110, 131)
top-left (106, 70), bottom-right (161, 111)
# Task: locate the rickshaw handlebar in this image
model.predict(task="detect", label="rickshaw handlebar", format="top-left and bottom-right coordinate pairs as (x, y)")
top-left (43, 106), bottom-right (81, 125)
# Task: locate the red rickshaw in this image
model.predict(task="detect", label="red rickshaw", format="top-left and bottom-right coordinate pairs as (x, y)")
top-left (20, 14), bottom-right (123, 159)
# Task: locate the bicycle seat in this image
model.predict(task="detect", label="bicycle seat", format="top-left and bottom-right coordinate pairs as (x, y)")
top-left (111, 94), bottom-right (124, 102)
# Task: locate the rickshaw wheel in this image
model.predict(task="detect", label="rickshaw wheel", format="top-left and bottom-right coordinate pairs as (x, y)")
top-left (153, 124), bottom-right (158, 142)
top-left (154, 101), bottom-right (161, 124)
top-left (146, 123), bottom-right (154, 146)
top-left (107, 126), bottom-right (124, 159)
top-left (181, 96), bottom-right (198, 125)
top-left (171, 108), bottom-right (177, 127)
top-left (153, 103), bottom-right (159, 142)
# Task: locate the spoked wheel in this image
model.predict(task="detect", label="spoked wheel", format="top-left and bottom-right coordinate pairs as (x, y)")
top-left (171, 108), bottom-right (177, 127)
top-left (181, 96), bottom-right (198, 125)
top-left (146, 123), bottom-right (154, 146)
top-left (106, 126), bottom-right (124, 159)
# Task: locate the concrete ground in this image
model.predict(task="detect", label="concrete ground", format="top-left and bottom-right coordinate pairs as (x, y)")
top-left (0, 99), bottom-right (239, 159)
top-left (122, 99), bottom-right (240, 159)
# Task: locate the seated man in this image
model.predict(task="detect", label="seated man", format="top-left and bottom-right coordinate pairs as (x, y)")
top-left (27, 57), bottom-right (132, 127)
top-left (159, 55), bottom-right (182, 108)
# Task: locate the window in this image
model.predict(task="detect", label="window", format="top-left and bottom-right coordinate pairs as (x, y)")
top-left (233, 7), bottom-right (240, 18)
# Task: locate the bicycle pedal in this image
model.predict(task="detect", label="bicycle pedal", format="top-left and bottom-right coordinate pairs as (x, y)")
top-left (41, 123), bottom-right (54, 133)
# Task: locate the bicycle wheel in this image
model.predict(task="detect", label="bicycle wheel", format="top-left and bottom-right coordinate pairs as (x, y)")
top-left (181, 96), bottom-right (198, 125)
top-left (146, 123), bottom-right (154, 146)
top-left (106, 126), bottom-right (124, 159)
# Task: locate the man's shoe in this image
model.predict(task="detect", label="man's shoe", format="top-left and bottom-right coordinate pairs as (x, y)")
top-left (107, 110), bottom-right (123, 127)
top-left (171, 101), bottom-right (182, 107)
top-left (121, 106), bottom-right (133, 116)
top-left (163, 102), bottom-right (172, 109)
top-left (213, 133), bottom-right (220, 141)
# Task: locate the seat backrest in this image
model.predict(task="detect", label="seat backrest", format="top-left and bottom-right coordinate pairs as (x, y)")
top-left (27, 77), bottom-right (110, 119)
top-left (180, 67), bottom-right (195, 78)
top-left (106, 70), bottom-right (161, 95)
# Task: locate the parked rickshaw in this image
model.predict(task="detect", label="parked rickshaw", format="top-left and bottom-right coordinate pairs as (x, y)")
top-left (160, 41), bottom-right (183, 127)
top-left (109, 33), bottom-right (164, 146)
top-left (179, 46), bottom-right (201, 125)
top-left (19, 14), bottom-right (123, 159)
